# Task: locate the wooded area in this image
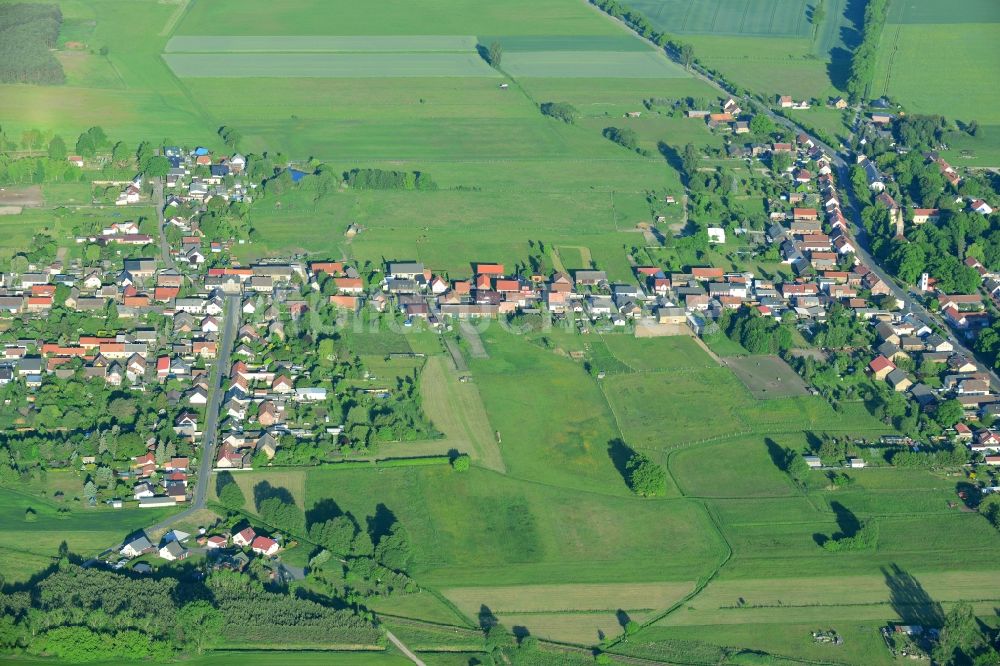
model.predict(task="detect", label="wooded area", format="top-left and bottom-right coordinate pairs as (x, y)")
top-left (0, 4), bottom-right (65, 85)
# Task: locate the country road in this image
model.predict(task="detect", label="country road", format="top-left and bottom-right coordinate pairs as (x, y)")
top-left (141, 292), bottom-right (240, 536)
top-left (385, 630), bottom-right (426, 666)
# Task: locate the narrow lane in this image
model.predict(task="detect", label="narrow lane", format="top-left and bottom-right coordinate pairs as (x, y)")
top-left (140, 292), bottom-right (240, 535)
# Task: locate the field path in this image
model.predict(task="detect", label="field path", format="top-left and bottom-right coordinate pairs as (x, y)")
top-left (458, 323), bottom-right (489, 359)
top-left (385, 630), bottom-right (426, 666)
top-left (419, 355), bottom-right (506, 473)
top-left (159, 0), bottom-right (191, 37)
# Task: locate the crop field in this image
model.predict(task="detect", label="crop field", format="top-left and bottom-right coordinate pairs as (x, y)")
top-left (874, 23), bottom-right (1000, 124)
top-left (175, 0), bottom-right (626, 37)
top-left (469, 330), bottom-right (634, 495)
top-left (654, 570), bottom-right (1000, 627)
top-left (165, 35), bottom-right (481, 52)
top-left (623, 622), bottom-right (907, 665)
top-left (627, 0), bottom-right (813, 37)
top-left (164, 53), bottom-right (500, 78)
top-left (11, 653), bottom-right (410, 666)
top-left (443, 581), bottom-right (693, 614)
top-left (722, 355), bottom-right (811, 399)
top-left (603, 369), bottom-right (751, 449)
top-left (618, 0), bottom-right (863, 99)
top-left (418, 355), bottom-right (505, 472)
top-left (498, 611), bottom-right (657, 644)
top-left (501, 50), bottom-right (688, 78)
top-left (670, 436), bottom-right (802, 498)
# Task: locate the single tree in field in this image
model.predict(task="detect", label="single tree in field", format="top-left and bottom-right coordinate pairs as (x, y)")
top-left (488, 41), bottom-right (503, 68)
top-left (681, 142), bottom-right (699, 178)
top-left (626, 452), bottom-right (667, 497)
top-left (218, 126), bottom-right (242, 151)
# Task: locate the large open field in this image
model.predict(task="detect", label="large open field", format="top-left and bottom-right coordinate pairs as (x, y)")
top-left (873, 0), bottom-right (1000, 124)
top-left (620, 0), bottom-right (864, 99)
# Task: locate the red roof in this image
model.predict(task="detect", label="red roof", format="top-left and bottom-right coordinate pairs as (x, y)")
top-left (251, 535), bottom-right (278, 552)
top-left (475, 263), bottom-right (504, 275)
top-left (869, 355), bottom-right (895, 374)
top-left (154, 286), bottom-right (180, 301)
top-left (236, 527), bottom-right (256, 542)
top-left (311, 261), bottom-right (344, 275)
top-left (494, 279), bottom-right (519, 292)
top-left (334, 277), bottom-right (363, 290)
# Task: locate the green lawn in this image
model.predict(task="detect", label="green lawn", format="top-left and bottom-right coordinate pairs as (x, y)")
top-left (469, 329), bottom-right (629, 495)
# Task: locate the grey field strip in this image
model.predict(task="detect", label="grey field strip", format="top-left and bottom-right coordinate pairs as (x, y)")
top-left (165, 35), bottom-right (479, 53)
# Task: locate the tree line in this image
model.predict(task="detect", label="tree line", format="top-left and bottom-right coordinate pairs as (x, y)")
top-left (344, 168), bottom-right (437, 191)
top-left (0, 561), bottom-right (380, 660)
top-left (845, 0), bottom-right (890, 102)
top-left (0, 3), bottom-right (64, 85)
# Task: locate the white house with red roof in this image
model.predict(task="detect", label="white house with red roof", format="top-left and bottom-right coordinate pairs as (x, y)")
top-left (251, 535), bottom-right (280, 556)
top-left (232, 527), bottom-right (256, 548)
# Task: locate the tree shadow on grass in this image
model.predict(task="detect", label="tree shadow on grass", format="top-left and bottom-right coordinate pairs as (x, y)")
top-left (305, 497), bottom-right (344, 529)
top-left (479, 604), bottom-right (499, 631)
top-left (882, 563), bottom-right (944, 628)
top-left (955, 481), bottom-right (981, 509)
top-left (814, 500), bottom-right (861, 546)
top-left (253, 481), bottom-right (295, 512)
top-left (765, 437), bottom-right (791, 472)
top-left (365, 503), bottom-right (397, 545)
top-left (657, 141), bottom-right (687, 186)
top-left (215, 470), bottom-right (236, 497)
top-left (607, 438), bottom-right (638, 490)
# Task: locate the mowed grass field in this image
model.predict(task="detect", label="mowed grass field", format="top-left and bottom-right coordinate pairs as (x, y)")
top-left (418, 355), bottom-right (505, 472)
top-left (593, 336), bottom-right (887, 452)
top-left (722, 355), bottom-right (810, 399)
